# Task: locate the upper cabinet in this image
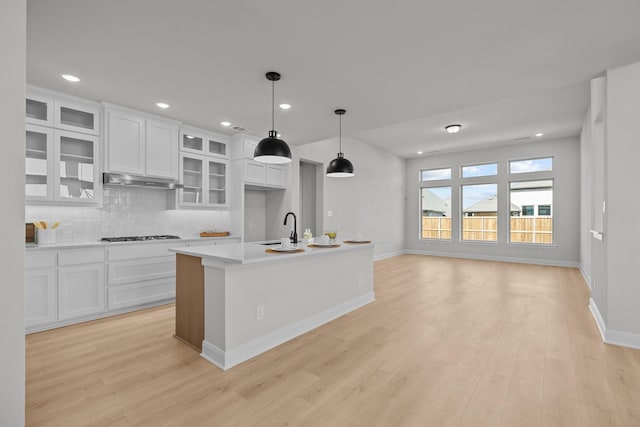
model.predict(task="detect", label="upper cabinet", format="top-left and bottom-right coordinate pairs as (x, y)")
top-left (229, 133), bottom-right (289, 189)
top-left (25, 87), bottom-right (101, 205)
top-left (104, 104), bottom-right (179, 179)
top-left (180, 126), bottom-right (228, 159)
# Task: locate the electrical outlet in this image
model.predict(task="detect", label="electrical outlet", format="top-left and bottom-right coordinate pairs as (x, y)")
top-left (327, 210), bottom-right (333, 217)
top-left (256, 305), bottom-right (264, 320)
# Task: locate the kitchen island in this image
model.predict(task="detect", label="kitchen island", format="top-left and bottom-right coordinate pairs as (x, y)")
top-left (169, 241), bottom-right (375, 370)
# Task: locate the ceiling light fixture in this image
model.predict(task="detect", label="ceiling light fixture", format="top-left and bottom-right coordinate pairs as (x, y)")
top-left (156, 102), bottom-right (170, 109)
top-left (254, 72), bottom-right (291, 164)
top-left (326, 109), bottom-right (354, 178)
top-left (61, 74), bottom-right (80, 82)
top-left (220, 121), bottom-right (231, 127)
top-left (445, 124), bottom-right (462, 134)
top-left (417, 151), bottom-right (423, 155)
top-left (535, 132), bottom-right (544, 137)
top-left (279, 103), bottom-right (291, 110)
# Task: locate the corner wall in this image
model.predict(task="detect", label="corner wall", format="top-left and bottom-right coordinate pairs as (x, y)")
top-left (0, 0), bottom-right (26, 424)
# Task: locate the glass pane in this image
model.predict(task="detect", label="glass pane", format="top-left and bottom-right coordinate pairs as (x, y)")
top-left (59, 135), bottom-right (94, 199)
top-left (462, 183), bottom-right (498, 241)
top-left (421, 168), bottom-right (451, 181)
top-left (509, 180), bottom-right (553, 244)
top-left (182, 134), bottom-right (203, 151)
top-left (60, 107), bottom-right (95, 130)
top-left (510, 157), bottom-right (553, 174)
top-left (25, 130), bottom-right (48, 197)
top-left (421, 187), bottom-right (451, 240)
top-left (182, 157), bottom-right (203, 204)
top-left (26, 99), bottom-right (48, 121)
top-left (208, 161), bottom-right (226, 204)
top-left (461, 162), bottom-right (497, 178)
top-left (208, 139), bottom-right (226, 156)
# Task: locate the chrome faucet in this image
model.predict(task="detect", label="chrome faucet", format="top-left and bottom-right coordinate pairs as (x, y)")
top-left (284, 212), bottom-right (297, 244)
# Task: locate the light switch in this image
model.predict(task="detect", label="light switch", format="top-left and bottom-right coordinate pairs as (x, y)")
top-left (327, 210), bottom-right (333, 217)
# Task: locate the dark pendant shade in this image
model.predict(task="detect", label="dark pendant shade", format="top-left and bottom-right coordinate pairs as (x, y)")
top-left (254, 130), bottom-right (292, 164)
top-left (326, 153), bottom-right (354, 177)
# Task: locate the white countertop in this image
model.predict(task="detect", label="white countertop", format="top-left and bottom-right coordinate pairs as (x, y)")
top-left (25, 235), bottom-right (239, 251)
top-left (170, 241), bottom-right (374, 265)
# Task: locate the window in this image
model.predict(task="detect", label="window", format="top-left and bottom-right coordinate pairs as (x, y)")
top-left (421, 187), bottom-right (451, 240)
top-left (510, 157), bottom-right (553, 174)
top-left (538, 205), bottom-right (551, 216)
top-left (421, 167), bottom-right (451, 181)
top-left (521, 205), bottom-right (534, 216)
top-left (509, 180), bottom-right (553, 244)
top-left (461, 183), bottom-right (497, 241)
top-left (461, 162), bottom-right (497, 178)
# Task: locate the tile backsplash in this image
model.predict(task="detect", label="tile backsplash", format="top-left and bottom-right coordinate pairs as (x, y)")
top-left (25, 187), bottom-right (231, 244)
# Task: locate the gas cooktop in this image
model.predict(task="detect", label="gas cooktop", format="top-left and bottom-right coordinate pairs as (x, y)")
top-left (101, 235), bottom-right (181, 242)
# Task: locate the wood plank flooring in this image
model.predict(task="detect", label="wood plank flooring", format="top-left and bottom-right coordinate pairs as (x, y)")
top-left (26, 255), bottom-right (640, 426)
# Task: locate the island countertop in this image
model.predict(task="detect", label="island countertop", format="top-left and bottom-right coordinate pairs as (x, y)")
top-left (169, 241), bottom-right (373, 265)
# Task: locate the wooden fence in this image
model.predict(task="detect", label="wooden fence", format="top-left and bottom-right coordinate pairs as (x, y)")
top-left (421, 216), bottom-right (552, 243)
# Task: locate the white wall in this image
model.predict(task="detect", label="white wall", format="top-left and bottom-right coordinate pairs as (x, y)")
top-left (579, 112), bottom-right (592, 284)
top-left (244, 189), bottom-right (266, 242)
top-left (294, 136), bottom-right (406, 258)
top-left (0, 0), bottom-right (26, 424)
top-left (405, 138), bottom-right (581, 266)
top-left (605, 61), bottom-right (640, 336)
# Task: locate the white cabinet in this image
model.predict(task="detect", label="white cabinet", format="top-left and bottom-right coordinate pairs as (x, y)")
top-left (180, 127), bottom-right (229, 159)
top-left (266, 164), bottom-right (287, 187)
top-left (26, 93), bottom-right (54, 127)
top-left (26, 90), bottom-right (100, 135)
top-left (104, 105), bottom-right (179, 179)
top-left (58, 263), bottom-right (105, 320)
top-left (25, 251), bottom-right (57, 329)
top-left (244, 160), bottom-right (287, 188)
top-left (25, 124), bottom-right (54, 201)
top-left (178, 153), bottom-right (229, 207)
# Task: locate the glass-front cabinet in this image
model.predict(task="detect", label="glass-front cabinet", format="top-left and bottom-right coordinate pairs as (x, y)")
top-left (179, 127), bottom-right (228, 159)
top-left (25, 124), bottom-right (54, 200)
top-left (56, 130), bottom-right (99, 201)
top-left (178, 153), bottom-right (228, 208)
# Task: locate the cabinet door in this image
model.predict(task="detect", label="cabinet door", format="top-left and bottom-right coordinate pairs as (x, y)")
top-left (179, 154), bottom-right (205, 206)
top-left (54, 130), bottom-right (100, 203)
top-left (207, 136), bottom-right (227, 158)
top-left (26, 93), bottom-right (54, 126)
top-left (25, 124), bottom-right (54, 202)
top-left (25, 268), bottom-right (57, 328)
top-left (266, 164), bottom-right (287, 187)
top-left (58, 263), bottom-right (105, 320)
top-left (54, 100), bottom-right (100, 136)
top-left (207, 159), bottom-right (227, 206)
top-left (106, 110), bottom-right (146, 175)
top-left (243, 137), bottom-right (259, 159)
top-left (179, 130), bottom-right (204, 154)
top-left (146, 119), bottom-right (178, 179)
top-left (245, 159), bottom-right (266, 185)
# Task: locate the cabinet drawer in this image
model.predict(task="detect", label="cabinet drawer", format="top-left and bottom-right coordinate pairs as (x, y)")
top-left (108, 256), bottom-right (176, 286)
top-left (26, 251), bottom-right (57, 269)
top-left (107, 241), bottom-right (186, 261)
top-left (108, 278), bottom-right (175, 311)
top-left (58, 248), bottom-right (104, 266)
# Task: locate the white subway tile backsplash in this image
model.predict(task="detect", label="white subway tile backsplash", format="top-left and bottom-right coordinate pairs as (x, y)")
top-left (25, 187), bottom-right (230, 243)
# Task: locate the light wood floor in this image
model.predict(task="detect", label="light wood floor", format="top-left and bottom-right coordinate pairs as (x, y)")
top-left (26, 255), bottom-right (640, 426)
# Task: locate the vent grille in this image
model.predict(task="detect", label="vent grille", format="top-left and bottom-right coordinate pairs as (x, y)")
top-left (231, 125), bottom-right (253, 133)
top-left (514, 136), bottom-right (532, 141)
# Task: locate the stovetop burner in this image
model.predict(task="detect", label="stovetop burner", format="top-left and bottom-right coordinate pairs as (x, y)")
top-left (101, 235), bottom-right (181, 242)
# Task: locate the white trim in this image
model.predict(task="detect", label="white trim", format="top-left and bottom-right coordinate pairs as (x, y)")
top-left (201, 292), bottom-right (375, 370)
top-left (374, 250), bottom-right (405, 261)
top-left (589, 298), bottom-right (640, 350)
top-left (579, 265), bottom-right (592, 290)
top-left (404, 249), bottom-right (579, 268)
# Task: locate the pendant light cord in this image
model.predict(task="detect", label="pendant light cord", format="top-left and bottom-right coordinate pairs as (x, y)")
top-left (339, 114), bottom-right (342, 153)
top-left (271, 79), bottom-right (275, 131)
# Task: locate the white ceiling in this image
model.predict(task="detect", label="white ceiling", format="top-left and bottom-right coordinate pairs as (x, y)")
top-left (26, 0), bottom-right (640, 158)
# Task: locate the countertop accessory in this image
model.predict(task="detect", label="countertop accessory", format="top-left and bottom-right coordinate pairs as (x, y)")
top-left (326, 109), bottom-right (354, 177)
top-left (199, 231), bottom-right (230, 237)
top-left (344, 240), bottom-right (372, 244)
top-left (254, 71), bottom-right (292, 164)
top-left (26, 223), bottom-right (36, 243)
top-left (266, 247), bottom-right (305, 254)
top-left (308, 243), bottom-right (341, 248)
top-left (284, 211), bottom-right (298, 244)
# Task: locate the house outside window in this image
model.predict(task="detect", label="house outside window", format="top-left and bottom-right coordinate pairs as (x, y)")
top-left (538, 205), bottom-right (551, 216)
top-left (521, 205), bottom-right (534, 216)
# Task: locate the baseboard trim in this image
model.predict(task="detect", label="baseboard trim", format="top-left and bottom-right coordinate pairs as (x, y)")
top-left (579, 265), bottom-right (592, 290)
top-left (404, 249), bottom-right (579, 268)
top-left (374, 250), bottom-right (405, 261)
top-left (201, 292), bottom-right (375, 370)
top-left (589, 298), bottom-right (640, 350)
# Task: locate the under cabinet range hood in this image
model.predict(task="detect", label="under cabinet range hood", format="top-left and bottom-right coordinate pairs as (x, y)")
top-left (102, 173), bottom-right (184, 190)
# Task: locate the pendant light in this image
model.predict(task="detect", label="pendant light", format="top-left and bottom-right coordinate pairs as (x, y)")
top-left (254, 71), bottom-right (292, 164)
top-left (326, 109), bottom-right (354, 177)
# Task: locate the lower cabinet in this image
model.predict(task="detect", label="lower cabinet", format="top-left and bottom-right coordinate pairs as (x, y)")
top-left (25, 267), bottom-right (57, 328)
top-left (58, 263), bottom-right (105, 320)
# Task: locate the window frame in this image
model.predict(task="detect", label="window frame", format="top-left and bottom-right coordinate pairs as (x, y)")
top-left (508, 178), bottom-right (554, 245)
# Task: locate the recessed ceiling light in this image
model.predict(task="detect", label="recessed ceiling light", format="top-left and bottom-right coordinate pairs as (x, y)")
top-left (185, 135), bottom-right (195, 139)
top-left (156, 102), bottom-right (170, 109)
top-left (61, 74), bottom-right (80, 82)
top-left (220, 121), bottom-right (231, 127)
top-left (279, 104), bottom-right (291, 110)
top-left (535, 132), bottom-right (544, 137)
top-left (445, 124), bottom-right (462, 134)
top-left (417, 151), bottom-right (423, 155)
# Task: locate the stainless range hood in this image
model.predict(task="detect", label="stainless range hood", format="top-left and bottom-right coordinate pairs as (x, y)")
top-left (103, 172), bottom-right (184, 190)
